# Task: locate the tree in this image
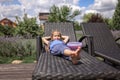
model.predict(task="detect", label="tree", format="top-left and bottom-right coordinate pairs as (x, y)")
top-left (112, 0), bottom-right (120, 30)
top-left (83, 13), bottom-right (93, 22)
top-left (0, 25), bottom-right (15, 36)
top-left (83, 13), bottom-right (105, 23)
top-left (88, 13), bottom-right (104, 22)
top-left (48, 5), bottom-right (80, 22)
top-left (15, 14), bottom-right (43, 38)
top-left (83, 13), bottom-right (114, 29)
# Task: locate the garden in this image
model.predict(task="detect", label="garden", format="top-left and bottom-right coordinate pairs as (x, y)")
top-left (0, 4), bottom-right (119, 64)
top-left (0, 37), bottom-right (36, 64)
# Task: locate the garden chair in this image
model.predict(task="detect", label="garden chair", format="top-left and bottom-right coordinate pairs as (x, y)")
top-left (32, 22), bottom-right (120, 80)
top-left (81, 22), bottom-right (120, 66)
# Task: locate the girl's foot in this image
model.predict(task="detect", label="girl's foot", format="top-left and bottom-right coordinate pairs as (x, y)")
top-left (71, 57), bottom-right (79, 64)
top-left (73, 47), bottom-right (81, 60)
top-left (76, 47), bottom-right (81, 60)
top-left (71, 47), bottom-right (81, 64)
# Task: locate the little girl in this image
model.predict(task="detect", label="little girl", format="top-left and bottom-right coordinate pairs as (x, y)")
top-left (42, 30), bottom-right (81, 64)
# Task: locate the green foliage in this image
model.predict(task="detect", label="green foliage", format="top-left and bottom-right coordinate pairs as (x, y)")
top-left (15, 14), bottom-right (43, 38)
top-left (22, 53), bottom-right (36, 63)
top-left (0, 37), bottom-right (36, 64)
top-left (83, 13), bottom-right (115, 29)
top-left (83, 13), bottom-right (107, 23)
top-left (0, 56), bottom-right (13, 64)
top-left (104, 18), bottom-right (113, 29)
top-left (88, 13), bottom-right (104, 22)
top-left (74, 21), bottom-right (82, 30)
top-left (112, 0), bottom-right (120, 30)
top-left (0, 25), bottom-right (15, 36)
top-left (0, 37), bottom-right (36, 58)
top-left (83, 13), bottom-right (93, 22)
top-left (48, 5), bottom-right (80, 22)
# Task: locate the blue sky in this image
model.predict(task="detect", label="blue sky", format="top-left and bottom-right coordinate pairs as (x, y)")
top-left (1, 0), bottom-right (21, 5)
top-left (79, 0), bottom-right (94, 7)
top-left (0, 0), bottom-right (118, 23)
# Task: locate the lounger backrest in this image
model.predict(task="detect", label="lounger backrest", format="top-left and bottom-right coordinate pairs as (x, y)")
top-left (44, 22), bottom-right (76, 42)
top-left (81, 23), bottom-right (120, 54)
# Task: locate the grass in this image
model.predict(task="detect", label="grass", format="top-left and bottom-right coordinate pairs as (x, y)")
top-left (76, 33), bottom-right (82, 40)
top-left (22, 53), bottom-right (36, 63)
top-left (0, 53), bottom-right (36, 64)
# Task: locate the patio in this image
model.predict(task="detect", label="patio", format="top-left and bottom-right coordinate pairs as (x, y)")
top-left (0, 63), bottom-right (35, 80)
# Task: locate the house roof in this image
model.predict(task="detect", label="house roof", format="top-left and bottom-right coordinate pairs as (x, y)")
top-left (39, 13), bottom-right (50, 20)
top-left (0, 18), bottom-right (16, 24)
top-left (0, 18), bottom-right (17, 27)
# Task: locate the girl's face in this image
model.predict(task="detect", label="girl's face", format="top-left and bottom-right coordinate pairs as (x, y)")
top-left (52, 31), bottom-right (61, 40)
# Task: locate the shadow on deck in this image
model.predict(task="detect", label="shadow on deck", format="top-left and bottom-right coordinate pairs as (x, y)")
top-left (0, 63), bottom-right (35, 80)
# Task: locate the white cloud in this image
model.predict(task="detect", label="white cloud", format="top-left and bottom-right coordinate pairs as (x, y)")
top-left (0, 0), bottom-right (118, 23)
top-left (73, 0), bottom-right (79, 5)
top-left (85, 10), bottom-right (98, 14)
top-left (85, 0), bottom-right (118, 18)
top-left (0, 4), bottom-right (22, 20)
top-left (0, 0), bottom-right (13, 3)
top-left (0, 0), bottom-right (82, 22)
top-left (91, 0), bottom-right (117, 11)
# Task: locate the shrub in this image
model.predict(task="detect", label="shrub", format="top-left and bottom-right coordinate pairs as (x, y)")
top-left (0, 37), bottom-right (36, 59)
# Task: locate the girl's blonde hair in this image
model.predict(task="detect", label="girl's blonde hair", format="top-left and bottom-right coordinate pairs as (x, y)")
top-left (51, 30), bottom-right (62, 40)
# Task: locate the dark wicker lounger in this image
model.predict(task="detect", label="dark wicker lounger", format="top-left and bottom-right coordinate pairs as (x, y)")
top-left (81, 23), bottom-right (120, 66)
top-left (32, 50), bottom-right (120, 80)
top-left (32, 22), bottom-right (120, 80)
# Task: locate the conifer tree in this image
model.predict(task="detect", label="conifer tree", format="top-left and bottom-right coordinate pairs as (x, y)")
top-left (112, 0), bottom-right (120, 30)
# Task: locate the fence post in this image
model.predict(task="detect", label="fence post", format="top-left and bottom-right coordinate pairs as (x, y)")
top-left (87, 35), bottom-right (94, 56)
top-left (36, 36), bottom-right (42, 61)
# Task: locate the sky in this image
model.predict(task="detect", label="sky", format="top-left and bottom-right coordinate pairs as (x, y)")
top-left (0, 0), bottom-right (118, 24)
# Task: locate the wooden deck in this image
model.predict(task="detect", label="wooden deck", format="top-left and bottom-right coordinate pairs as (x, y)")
top-left (0, 63), bottom-right (35, 80)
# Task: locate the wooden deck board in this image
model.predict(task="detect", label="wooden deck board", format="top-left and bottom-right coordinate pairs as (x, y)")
top-left (0, 63), bottom-right (35, 80)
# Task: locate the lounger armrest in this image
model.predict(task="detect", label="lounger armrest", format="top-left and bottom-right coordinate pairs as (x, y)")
top-left (36, 36), bottom-right (43, 61)
top-left (78, 35), bottom-right (94, 41)
top-left (115, 37), bottom-right (120, 48)
top-left (78, 35), bottom-right (95, 56)
top-left (115, 37), bottom-right (120, 42)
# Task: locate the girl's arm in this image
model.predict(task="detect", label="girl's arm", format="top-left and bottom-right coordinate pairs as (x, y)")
top-left (62, 36), bottom-right (69, 43)
top-left (42, 36), bottom-right (51, 45)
